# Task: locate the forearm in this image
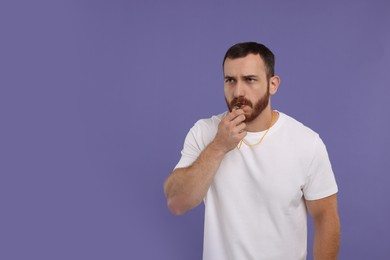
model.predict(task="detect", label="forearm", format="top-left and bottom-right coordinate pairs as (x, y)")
top-left (313, 213), bottom-right (340, 260)
top-left (164, 141), bottom-right (227, 215)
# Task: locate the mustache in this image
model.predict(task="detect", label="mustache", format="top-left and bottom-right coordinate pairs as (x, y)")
top-left (230, 97), bottom-right (253, 109)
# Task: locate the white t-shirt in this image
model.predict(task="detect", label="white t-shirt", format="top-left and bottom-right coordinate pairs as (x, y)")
top-left (175, 111), bottom-right (338, 260)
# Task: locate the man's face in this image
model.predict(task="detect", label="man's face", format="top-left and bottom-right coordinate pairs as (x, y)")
top-left (224, 54), bottom-right (270, 123)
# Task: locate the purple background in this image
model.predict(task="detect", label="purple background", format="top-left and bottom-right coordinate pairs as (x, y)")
top-left (1, 0), bottom-right (389, 259)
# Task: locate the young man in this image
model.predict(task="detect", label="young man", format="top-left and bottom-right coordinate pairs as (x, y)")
top-left (164, 42), bottom-right (340, 260)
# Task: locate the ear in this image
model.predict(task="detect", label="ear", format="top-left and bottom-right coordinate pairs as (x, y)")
top-left (269, 75), bottom-right (280, 96)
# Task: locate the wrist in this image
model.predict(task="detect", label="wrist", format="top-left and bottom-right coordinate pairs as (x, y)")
top-left (208, 139), bottom-right (230, 157)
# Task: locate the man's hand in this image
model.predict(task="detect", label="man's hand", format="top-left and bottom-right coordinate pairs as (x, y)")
top-left (213, 109), bottom-right (247, 153)
top-left (164, 109), bottom-right (247, 215)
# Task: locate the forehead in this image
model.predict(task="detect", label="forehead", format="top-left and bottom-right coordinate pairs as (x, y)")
top-left (223, 53), bottom-right (266, 76)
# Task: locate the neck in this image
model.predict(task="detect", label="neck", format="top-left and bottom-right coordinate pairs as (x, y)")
top-left (245, 107), bottom-right (277, 132)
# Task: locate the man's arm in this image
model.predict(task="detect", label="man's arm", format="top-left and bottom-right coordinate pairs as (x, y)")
top-left (306, 194), bottom-right (340, 260)
top-left (163, 109), bottom-right (246, 215)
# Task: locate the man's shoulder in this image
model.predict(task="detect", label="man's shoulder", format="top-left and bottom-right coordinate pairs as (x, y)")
top-left (192, 112), bottom-right (226, 130)
top-left (183, 112), bottom-right (226, 147)
top-left (279, 112), bottom-right (319, 139)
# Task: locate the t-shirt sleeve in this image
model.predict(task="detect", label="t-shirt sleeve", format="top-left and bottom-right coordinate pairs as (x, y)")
top-left (174, 125), bottom-right (202, 169)
top-left (303, 135), bottom-right (338, 200)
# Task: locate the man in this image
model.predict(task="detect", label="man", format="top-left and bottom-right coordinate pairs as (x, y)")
top-left (164, 42), bottom-right (340, 260)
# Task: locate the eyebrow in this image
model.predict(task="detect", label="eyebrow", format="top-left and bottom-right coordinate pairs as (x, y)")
top-left (243, 75), bottom-right (259, 79)
top-left (224, 75), bottom-right (260, 80)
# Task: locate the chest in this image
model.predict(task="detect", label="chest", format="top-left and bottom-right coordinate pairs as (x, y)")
top-left (210, 144), bottom-right (310, 210)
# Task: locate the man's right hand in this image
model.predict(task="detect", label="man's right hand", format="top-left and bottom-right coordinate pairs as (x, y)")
top-left (212, 109), bottom-right (247, 153)
top-left (164, 109), bottom-right (246, 215)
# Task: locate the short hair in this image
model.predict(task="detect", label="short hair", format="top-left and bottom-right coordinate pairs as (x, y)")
top-left (223, 42), bottom-right (275, 79)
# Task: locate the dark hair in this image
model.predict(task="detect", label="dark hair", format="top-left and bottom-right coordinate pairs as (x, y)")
top-left (223, 42), bottom-right (275, 79)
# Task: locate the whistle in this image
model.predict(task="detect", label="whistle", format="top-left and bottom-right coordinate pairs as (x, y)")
top-left (234, 103), bottom-right (243, 110)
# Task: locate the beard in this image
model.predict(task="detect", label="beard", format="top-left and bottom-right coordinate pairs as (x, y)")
top-left (225, 84), bottom-right (270, 123)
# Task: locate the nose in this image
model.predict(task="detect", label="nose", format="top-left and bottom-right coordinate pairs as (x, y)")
top-left (233, 80), bottom-right (245, 97)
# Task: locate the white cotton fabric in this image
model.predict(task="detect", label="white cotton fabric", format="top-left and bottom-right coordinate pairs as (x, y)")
top-left (175, 111), bottom-right (338, 260)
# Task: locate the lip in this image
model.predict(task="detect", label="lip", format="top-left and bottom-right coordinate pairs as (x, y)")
top-left (234, 103), bottom-right (244, 109)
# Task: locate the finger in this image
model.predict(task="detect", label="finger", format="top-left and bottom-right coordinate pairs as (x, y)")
top-left (236, 130), bottom-right (247, 140)
top-left (232, 106), bottom-right (241, 111)
top-left (236, 122), bottom-right (246, 132)
top-left (225, 109), bottom-right (244, 121)
top-left (231, 114), bottom-right (246, 126)
top-left (226, 113), bottom-right (245, 126)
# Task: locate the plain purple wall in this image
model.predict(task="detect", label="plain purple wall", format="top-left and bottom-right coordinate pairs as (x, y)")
top-left (1, 0), bottom-right (389, 259)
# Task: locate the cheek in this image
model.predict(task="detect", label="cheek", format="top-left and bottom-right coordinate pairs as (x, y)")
top-left (254, 85), bottom-right (268, 95)
top-left (224, 87), bottom-right (232, 97)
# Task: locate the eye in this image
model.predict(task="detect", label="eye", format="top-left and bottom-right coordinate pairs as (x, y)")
top-left (246, 77), bottom-right (256, 83)
top-left (225, 78), bottom-right (235, 83)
